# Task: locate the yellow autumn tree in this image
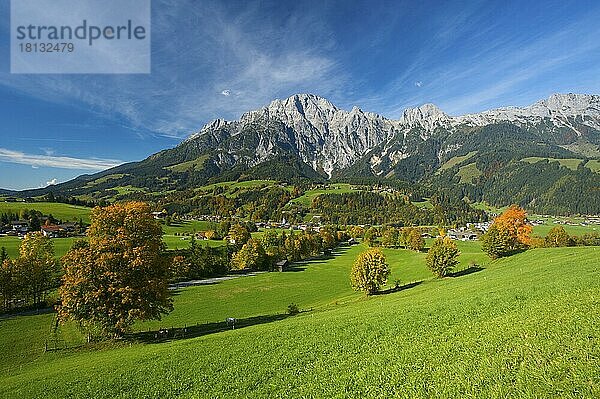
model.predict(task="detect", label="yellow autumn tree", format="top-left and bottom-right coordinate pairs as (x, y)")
top-left (350, 248), bottom-right (390, 295)
top-left (481, 205), bottom-right (532, 259)
top-left (57, 202), bottom-right (173, 339)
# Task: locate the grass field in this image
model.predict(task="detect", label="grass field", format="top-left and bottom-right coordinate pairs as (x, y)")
top-left (1, 244), bottom-right (598, 398)
top-left (521, 157), bottom-right (584, 170)
top-left (456, 162), bottom-right (482, 183)
top-left (0, 202), bottom-right (92, 223)
top-left (438, 151), bottom-right (477, 171)
top-left (195, 180), bottom-right (280, 198)
top-left (532, 223), bottom-right (598, 237)
top-left (290, 184), bottom-right (357, 206)
top-left (585, 159), bottom-right (600, 173)
top-left (0, 237), bottom-right (78, 259)
top-left (166, 155), bottom-right (210, 172)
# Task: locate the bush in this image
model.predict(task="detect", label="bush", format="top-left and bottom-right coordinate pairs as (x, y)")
top-left (544, 226), bottom-right (573, 247)
top-left (350, 248), bottom-right (390, 295)
top-left (287, 303), bottom-right (299, 315)
top-left (426, 236), bottom-right (460, 278)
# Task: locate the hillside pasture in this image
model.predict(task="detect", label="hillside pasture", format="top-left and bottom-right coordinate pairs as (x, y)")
top-left (0, 236), bottom-right (78, 259)
top-left (0, 202), bottom-right (91, 223)
top-left (0, 246), bottom-right (598, 398)
top-left (290, 184), bottom-right (358, 206)
top-left (521, 157), bottom-right (584, 170)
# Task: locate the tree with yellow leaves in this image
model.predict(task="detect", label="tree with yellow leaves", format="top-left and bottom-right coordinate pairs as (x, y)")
top-left (57, 202), bottom-right (173, 339)
top-left (481, 205), bottom-right (532, 259)
top-left (350, 248), bottom-right (390, 295)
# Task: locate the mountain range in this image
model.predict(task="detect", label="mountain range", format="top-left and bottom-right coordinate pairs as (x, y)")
top-left (12, 93), bottom-right (600, 214)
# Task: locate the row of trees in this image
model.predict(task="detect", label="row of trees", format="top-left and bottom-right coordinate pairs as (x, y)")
top-left (533, 226), bottom-right (600, 248)
top-left (372, 227), bottom-right (426, 251)
top-left (175, 225), bottom-right (345, 279)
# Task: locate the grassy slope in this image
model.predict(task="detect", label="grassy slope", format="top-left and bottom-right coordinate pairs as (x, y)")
top-left (533, 223), bottom-right (599, 237)
top-left (166, 155), bottom-right (210, 172)
top-left (521, 157), bottom-right (583, 171)
top-left (290, 184), bottom-right (357, 206)
top-left (457, 162), bottom-right (482, 183)
top-left (3, 245), bottom-right (599, 397)
top-left (0, 237), bottom-right (78, 259)
top-left (585, 159), bottom-right (600, 173)
top-left (0, 202), bottom-right (91, 223)
top-left (438, 151), bottom-right (477, 171)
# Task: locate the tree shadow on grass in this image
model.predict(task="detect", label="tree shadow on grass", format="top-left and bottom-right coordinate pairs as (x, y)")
top-left (128, 311), bottom-right (305, 344)
top-left (448, 266), bottom-right (484, 277)
top-left (282, 246), bottom-right (351, 272)
top-left (373, 281), bottom-right (423, 295)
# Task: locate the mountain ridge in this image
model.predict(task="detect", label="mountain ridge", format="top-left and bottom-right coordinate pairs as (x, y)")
top-left (10, 92), bottom-right (600, 214)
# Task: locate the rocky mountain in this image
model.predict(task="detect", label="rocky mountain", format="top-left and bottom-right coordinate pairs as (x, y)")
top-left (18, 93), bottom-right (600, 214)
top-left (171, 92), bottom-right (600, 179)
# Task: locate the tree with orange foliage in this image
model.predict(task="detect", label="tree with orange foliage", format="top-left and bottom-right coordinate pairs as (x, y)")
top-left (481, 205), bottom-right (532, 259)
top-left (57, 202), bottom-right (173, 339)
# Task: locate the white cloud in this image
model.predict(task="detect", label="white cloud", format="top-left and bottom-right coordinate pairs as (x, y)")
top-left (0, 148), bottom-right (122, 170)
top-left (415, 81), bottom-right (423, 88)
top-left (46, 178), bottom-right (58, 186)
top-left (0, 1), bottom-right (346, 140)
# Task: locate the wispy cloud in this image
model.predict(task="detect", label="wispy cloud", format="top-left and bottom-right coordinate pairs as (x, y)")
top-left (0, 148), bottom-right (122, 170)
top-left (0, 0), bottom-right (345, 140)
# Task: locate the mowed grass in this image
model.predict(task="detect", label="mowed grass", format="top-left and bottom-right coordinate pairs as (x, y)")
top-left (162, 235), bottom-right (225, 250)
top-left (456, 162), bottom-right (483, 183)
top-left (162, 220), bottom-right (217, 235)
top-left (0, 246), bottom-right (598, 398)
top-left (521, 157), bottom-right (583, 170)
top-left (438, 150), bottom-right (477, 171)
top-left (290, 184), bottom-right (357, 206)
top-left (0, 237), bottom-right (78, 259)
top-left (533, 223), bottom-right (599, 237)
top-left (0, 202), bottom-right (91, 223)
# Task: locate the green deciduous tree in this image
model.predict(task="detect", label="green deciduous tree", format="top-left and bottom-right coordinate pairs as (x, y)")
top-left (0, 247), bottom-right (8, 264)
top-left (228, 224), bottom-right (251, 247)
top-left (381, 228), bottom-right (399, 248)
top-left (363, 227), bottom-right (378, 247)
top-left (231, 238), bottom-right (269, 271)
top-left (350, 248), bottom-right (390, 295)
top-left (544, 226), bottom-right (573, 247)
top-left (406, 228), bottom-right (425, 252)
top-left (426, 236), bottom-right (460, 278)
top-left (15, 232), bottom-right (58, 306)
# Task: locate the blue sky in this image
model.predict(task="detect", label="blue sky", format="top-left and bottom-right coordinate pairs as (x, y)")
top-left (1, 0), bottom-right (600, 190)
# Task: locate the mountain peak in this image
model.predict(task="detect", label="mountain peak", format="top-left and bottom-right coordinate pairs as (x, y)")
top-left (400, 103), bottom-right (449, 130)
top-left (535, 93), bottom-right (599, 113)
top-left (272, 93), bottom-right (339, 113)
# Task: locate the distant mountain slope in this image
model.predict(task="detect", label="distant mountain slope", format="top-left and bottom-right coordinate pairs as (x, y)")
top-left (15, 93), bottom-right (600, 213)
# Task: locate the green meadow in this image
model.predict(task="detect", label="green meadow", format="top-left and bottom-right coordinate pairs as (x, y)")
top-left (0, 237), bottom-right (78, 259)
top-left (290, 184), bottom-right (358, 206)
top-left (1, 241), bottom-right (598, 398)
top-left (0, 202), bottom-right (92, 223)
top-left (532, 223), bottom-right (599, 237)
